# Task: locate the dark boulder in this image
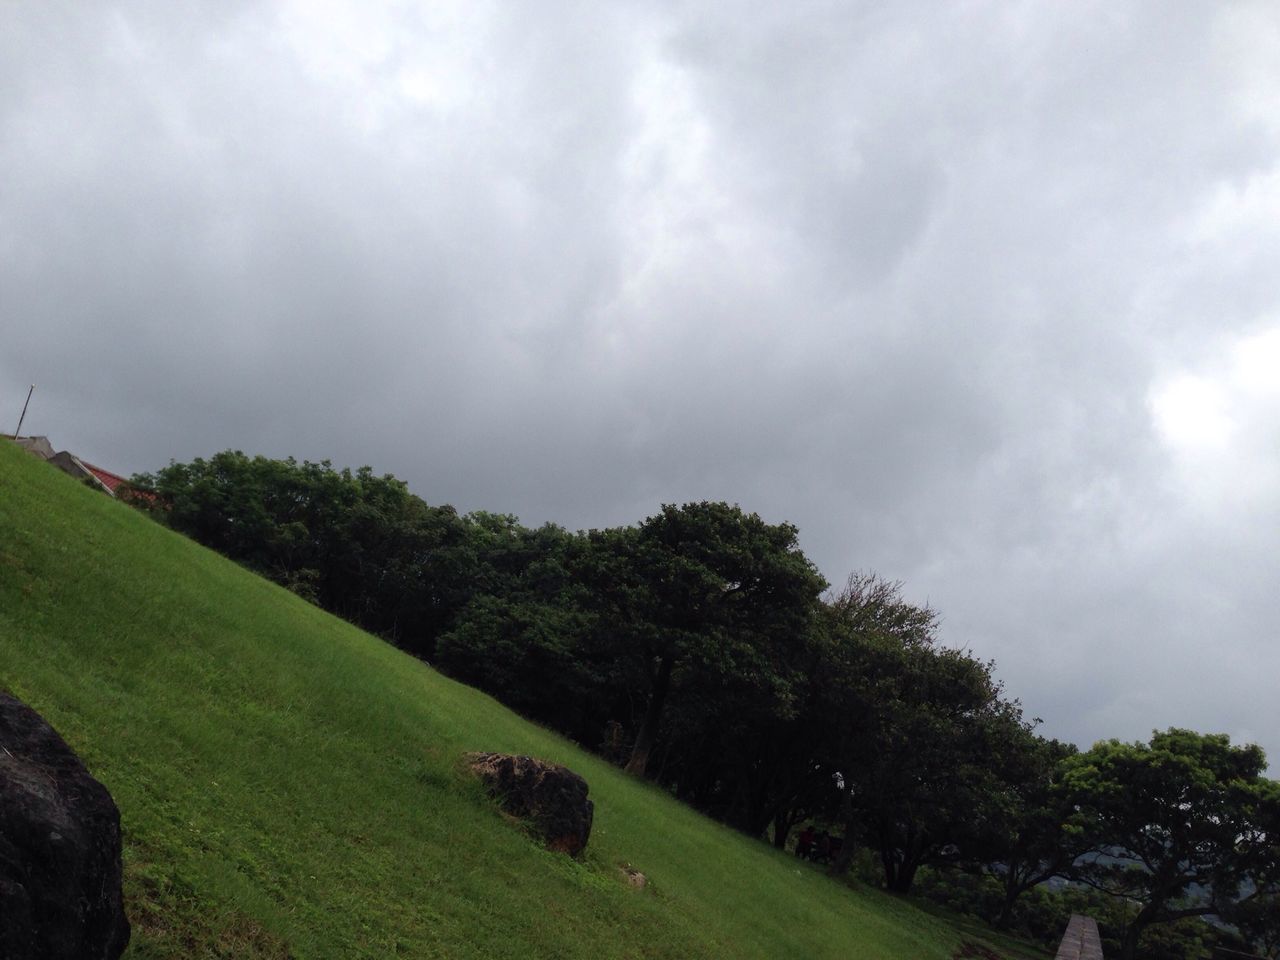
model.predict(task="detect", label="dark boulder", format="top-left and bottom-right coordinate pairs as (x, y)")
top-left (465, 753), bottom-right (593, 856)
top-left (0, 690), bottom-right (130, 960)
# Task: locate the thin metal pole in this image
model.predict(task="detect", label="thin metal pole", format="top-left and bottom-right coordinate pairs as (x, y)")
top-left (14, 384), bottom-right (34, 438)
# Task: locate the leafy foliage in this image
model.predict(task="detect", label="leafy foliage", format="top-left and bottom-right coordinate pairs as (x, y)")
top-left (133, 451), bottom-right (478, 658)
top-left (815, 574), bottom-right (1034, 892)
top-left (1063, 730), bottom-right (1280, 960)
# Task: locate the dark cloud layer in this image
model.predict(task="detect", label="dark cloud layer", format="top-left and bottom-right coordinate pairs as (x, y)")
top-left (4, 1), bottom-right (1278, 765)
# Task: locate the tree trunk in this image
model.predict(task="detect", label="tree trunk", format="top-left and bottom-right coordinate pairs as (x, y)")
top-left (624, 656), bottom-right (674, 777)
top-left (1119, 901), bottom-right (1160, 960)
top-left (995, 866), bottom-right (1023, 928)
top-left (880, 827), bottom-right (921, 893)
top-left (996, 885), bottom-right (1018, 929)
top-left (888, 860), bottom-right (918, 893)
top-left (829, 784), bottom-right (858, 877)
top-left (771, 812), bottom-right (791, 850)
top-left (881, 847), bottom-right (898, 888)
top-left (1120, 922), bottom-right (1142, 960)
top-left (723, 776), bottom-right (753, 833)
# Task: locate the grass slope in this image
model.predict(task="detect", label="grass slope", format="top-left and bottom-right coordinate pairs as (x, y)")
top-left (1, 440), bottom-right (1023, 959)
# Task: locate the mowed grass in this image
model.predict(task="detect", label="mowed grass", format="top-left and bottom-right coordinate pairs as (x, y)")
top-left (1, 439), bottom-right (997, 959)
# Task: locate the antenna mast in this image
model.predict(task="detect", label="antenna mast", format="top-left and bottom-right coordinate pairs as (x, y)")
top-left (14, 384), bottom-right (34, 438)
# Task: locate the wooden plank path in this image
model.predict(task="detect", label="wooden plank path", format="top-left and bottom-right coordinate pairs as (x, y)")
top-left (1055, 914), bottom-right (1103, 960)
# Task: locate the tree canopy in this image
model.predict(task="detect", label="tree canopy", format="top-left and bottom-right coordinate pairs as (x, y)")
top-left (1063, 729), bottom-right (1280, 960)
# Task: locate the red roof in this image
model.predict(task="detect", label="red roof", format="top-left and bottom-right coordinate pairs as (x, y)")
top-left (83, 463), bottom-right (128, 494)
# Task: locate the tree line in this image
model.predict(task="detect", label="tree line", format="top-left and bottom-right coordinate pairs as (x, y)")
top-left (126, 451), bottom-right (1280, 960)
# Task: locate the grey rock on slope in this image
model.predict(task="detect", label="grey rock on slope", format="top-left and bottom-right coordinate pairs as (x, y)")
top-left (0, 689), bottom-right (130, 960)
top-left (466, 752), bottom-right (594, 857)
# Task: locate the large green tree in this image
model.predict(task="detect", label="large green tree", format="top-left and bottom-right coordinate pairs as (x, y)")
top-left (975, 735), bottom-right (1092, 927)
top-left (1062, 729), bottom-right (1280, 960)
top-left (131, 451), bottom-right (478, 657)
top-left (819, 574), bottom-right (1032, 892)
top-left (433, 518), bottom-right (620, 739)
top-left (614, 502), bottom-right (827, 777)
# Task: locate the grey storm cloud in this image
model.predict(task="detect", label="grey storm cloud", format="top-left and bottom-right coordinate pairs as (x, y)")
top-left (3, 1), bottom-right (1278, 765)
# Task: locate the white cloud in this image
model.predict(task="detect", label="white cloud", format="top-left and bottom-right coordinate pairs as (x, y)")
top-left (1151, 375), bottom-right (1236, 452)
top-left (1149, 324), bottom-right (1280, 511)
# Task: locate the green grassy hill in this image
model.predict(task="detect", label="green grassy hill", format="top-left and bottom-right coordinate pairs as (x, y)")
top-left (0, 439), bottom-right (1032, 959)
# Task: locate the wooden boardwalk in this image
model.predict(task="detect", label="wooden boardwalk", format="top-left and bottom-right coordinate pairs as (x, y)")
top-left (1055, 914), bottom-right (1104, 960)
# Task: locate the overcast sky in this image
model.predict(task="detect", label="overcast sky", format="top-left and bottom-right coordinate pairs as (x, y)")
top-left (4, 1), bottom-right (1278, 767)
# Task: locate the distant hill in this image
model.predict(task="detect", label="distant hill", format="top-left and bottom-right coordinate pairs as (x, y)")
top-left (0, 439), bottom-right (1041, 959)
